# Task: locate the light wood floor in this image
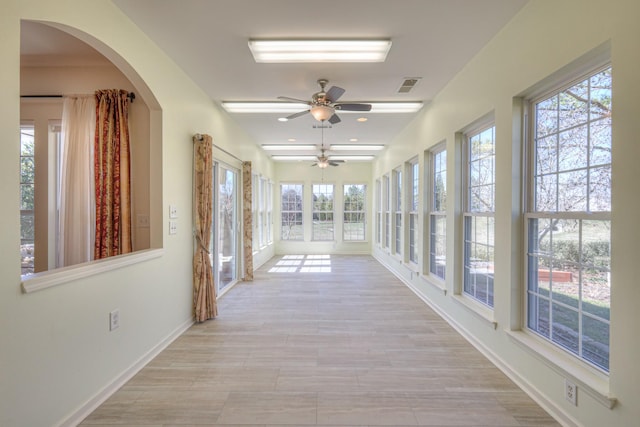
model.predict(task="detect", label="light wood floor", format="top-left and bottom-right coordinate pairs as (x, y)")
top-left (81, 254), bottom-right (560, 426)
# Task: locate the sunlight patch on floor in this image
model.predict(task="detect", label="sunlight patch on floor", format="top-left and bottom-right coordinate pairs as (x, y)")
top-left (269, 254), bottom-right (332, 273)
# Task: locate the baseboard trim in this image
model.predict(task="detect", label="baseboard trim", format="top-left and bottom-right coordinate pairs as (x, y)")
top-left (373, 252), bottom-right (581, 427)
top-left (57, 316), bottom-right (195, 427)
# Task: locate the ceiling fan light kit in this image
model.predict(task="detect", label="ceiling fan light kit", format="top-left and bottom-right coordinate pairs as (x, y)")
top-left (248, 39), bottom-right (392, 63)
top-left (310, 105), bottom-right (334, 122)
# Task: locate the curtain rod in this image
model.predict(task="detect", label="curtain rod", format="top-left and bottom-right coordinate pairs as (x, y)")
top-left (21, 92), bottom-right (136, 102)
top-left (194, 133), bottom-right (244, 164)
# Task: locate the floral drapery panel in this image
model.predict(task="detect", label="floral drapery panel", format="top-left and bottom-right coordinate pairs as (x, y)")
top-left (242, 161), bottom-right (253, 281)
top-left (94, 89), bottom-right (133, 259)
top-left (193, 134), bottom-right (218, 321)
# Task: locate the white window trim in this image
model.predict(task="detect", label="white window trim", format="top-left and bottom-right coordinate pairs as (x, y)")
top-left (311, 182), bottom-right (335, 241)
top-left (343, 183), bottom-right (367, 242)
top-left (427, 143), bottom-right (447, 282)
top-left (408, 158), bottom-right (419, 266)
top-left (523, 63), bottom-right (612, 373)
top-left (280, 183), bottom-right (304, 241)
top-left (393, 167), bottom-right (402, 259)
top-left (461, 122), bottom-right (496, 309)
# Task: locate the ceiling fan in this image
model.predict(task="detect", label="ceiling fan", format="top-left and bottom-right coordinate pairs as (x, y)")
top-left (311, 147), bottom-right (344, 169)
top-left (278, 78), bottom-right (372, 124)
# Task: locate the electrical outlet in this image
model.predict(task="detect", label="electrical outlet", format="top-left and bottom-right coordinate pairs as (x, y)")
top-left (136, 214), bottom-right (150, 228)
top-left (169, 204), bottom-right (178, 219)
top-left (109, 309), bottom-right (120, 331)
top-left (169, 220), bottom-right (178, 235)
top-left (565, 379), bottom-right (577, 406)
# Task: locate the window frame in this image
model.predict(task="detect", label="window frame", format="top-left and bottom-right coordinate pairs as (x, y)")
top-left (383, 174), bottom-right (390, 250)
top-left (408, 158), bottom-right (419, 265)
top-left (393, 167), bottom-right (403, 257)
top-left (375, 179), bottom-right (382, 245)
top-left (524, 64), bottom-right (612, 373)
top-left (343, 183), bottom-right (367, 242)
top-left (462, 123), bottom-right (496, 308)
top-left (428, 143), bottom-right (447, 281)
top-left (251, 173), bottom-right (259, 252)
top-left (280, 183), bottom-right (304, 241)
top-left (311, 183), bottom-right (335, 241)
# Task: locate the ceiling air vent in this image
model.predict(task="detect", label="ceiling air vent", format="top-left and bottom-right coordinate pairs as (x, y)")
top-left (397, 77), bottom-right (422, 93)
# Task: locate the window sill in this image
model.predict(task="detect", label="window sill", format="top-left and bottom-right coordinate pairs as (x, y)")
top-left (452, 294), bottom-right (497, 329)
top-left (420, 274), bottom-right (447, 295)
top-left (506, 330), bottom-right (616, 409)
top-left (21, 248), bottom-right (164, 294)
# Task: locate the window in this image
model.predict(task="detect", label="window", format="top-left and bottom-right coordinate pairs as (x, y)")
top-left (252, 173), bottom-right (259, 251)
top-left (394, 168), bottom-right (402, 255)
top-left (20, 124), bottom-right (35, 276)
top-left (408, 159), bottom-right (419, 264)
top-left (383, 175), bottom-right (390, 249)
top-left (312, 184), bottom-right (334, 241)
top-left (463, 125), bottom-right (496, 307)
top-left (259, 177), bottom-right (267, 247)
top-left (526, 66), bottom-right (611, 371)
top-left (429, 145), bottom-right (447, 280)
top-left (343, 184), bottom-right (366, 241)
top-left (281, 183), bottom-right (303, 240)
top-left (266, 180), bottom-right (273, 244)
top-left (375, 179), bottom-right (381, 245)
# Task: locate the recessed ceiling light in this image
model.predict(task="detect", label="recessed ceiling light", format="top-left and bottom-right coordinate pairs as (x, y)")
top-left (248, 39), bottom-right (392, 63)
top-left (349, 138), bottom-right (358, 142)
top-left (357, 117), bottom-right (368, 122)
top-left (288, 138), bottom-right (296, 142)
top-left (262, 144), bottom-right (316, 151)
top-left (330, 144), bottom-right (385, 151)
top-left (278, 117), bottom-right (288, 122)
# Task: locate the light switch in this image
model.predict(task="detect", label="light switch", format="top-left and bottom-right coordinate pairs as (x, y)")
top-left (169, 220), bottom-right (177, 235)
top-left (169, 204), bottom-right (178, 219)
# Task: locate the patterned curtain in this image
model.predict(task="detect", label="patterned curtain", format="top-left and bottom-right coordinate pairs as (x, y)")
top-left (94, 89), bottom-right (132, 259)
top-left (193, 134), bottom-right (217, 321)
top-left (242, 161), bottom-right (253, 281)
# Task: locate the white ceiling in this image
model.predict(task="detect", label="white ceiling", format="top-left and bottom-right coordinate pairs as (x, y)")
top-left (22, 0), bottom-right (529, 158)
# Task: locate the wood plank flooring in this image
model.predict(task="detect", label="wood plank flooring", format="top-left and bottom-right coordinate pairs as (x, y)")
top-left (81, 254), bottom-right (560, 426)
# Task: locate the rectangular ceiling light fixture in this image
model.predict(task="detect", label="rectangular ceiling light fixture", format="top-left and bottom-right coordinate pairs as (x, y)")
top-left (271, 155), bottom-right (318, 161)
top-left (222, 102), bottom-right (422, 114)
top-left (329, 144), bottom-right (385, 151)
top-left (329, 155), bottom-right (375, 161)
top-left (262, 144), bottom-right (317, 151)
top-left (249, 39), bottom-right (392, 63)
top-left (222, 102), bottom-right (307, 113)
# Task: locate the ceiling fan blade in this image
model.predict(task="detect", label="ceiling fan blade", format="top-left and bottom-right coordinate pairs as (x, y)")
top-left (329, 162), bottom-right (340, 166)
top-left (325, 86), bottom-right (345, 102)
top-left (310, 163), bottom-right (318, 167)
top-left (278, 96), bottom-right (311, 104)
top-left (286, 110), bottom-right (310, 120)
top-left (329, 159), bottom-right (345, 163)
top-left (334, 103), bottom-right (372, 111)
top-left (328, 113), bottom-right (341, 124)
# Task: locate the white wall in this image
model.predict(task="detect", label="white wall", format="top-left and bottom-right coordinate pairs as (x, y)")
top-left (372, 1), bottom-right (639, 427)
top-left (275, 161), bottom-right (373, 255)
top-left (0, 1), bottom-right (272, 426)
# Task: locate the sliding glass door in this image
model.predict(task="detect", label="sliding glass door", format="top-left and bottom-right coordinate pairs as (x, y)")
top-left (212, 162), bottom-right (239, 293)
